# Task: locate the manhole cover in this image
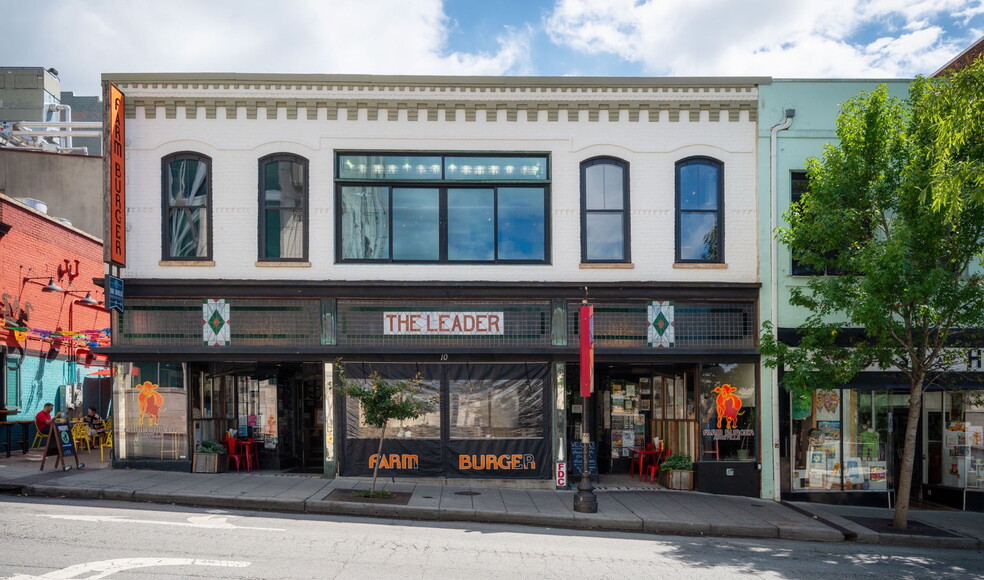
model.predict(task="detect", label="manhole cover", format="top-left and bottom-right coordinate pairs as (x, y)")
top-left (454, 491), bottom-right (481, 496)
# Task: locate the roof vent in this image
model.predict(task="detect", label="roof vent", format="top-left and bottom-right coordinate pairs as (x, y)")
top-left (15, 198), bottom-right (48, 214)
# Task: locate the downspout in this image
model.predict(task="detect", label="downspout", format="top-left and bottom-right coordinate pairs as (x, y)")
top-left (48, 103), bottom-right (73, 150)
top-left (769, 108), bottom-right (794, 501)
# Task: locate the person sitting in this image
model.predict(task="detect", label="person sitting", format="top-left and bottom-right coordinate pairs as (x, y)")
top-left (34, 403), bottom-right (62, 437)
top-left (82, 407), bottom-right (106, 447)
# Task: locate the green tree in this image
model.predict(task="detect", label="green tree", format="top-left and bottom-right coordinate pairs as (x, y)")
top-left (761, 71), bottom-right (984, 529)
top-left (336, 363), bottom-right (432, 498)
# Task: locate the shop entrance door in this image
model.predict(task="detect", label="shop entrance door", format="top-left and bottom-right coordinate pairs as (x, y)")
top-left (286, 364), bottom-right (324, 472)
top-left (889, 404), bottom-right (924, 501)
top-left (651, 371), bottom-right (697, 461)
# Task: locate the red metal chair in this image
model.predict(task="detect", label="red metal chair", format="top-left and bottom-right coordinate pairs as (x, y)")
top-left (240, 437), bottom-right (260, 471)
top-left (224, 437), bottom-right (247, 472)
top-left (630, 443), bottom-right (655, 479)
top-left (647, 447), bottom-right (671, 483)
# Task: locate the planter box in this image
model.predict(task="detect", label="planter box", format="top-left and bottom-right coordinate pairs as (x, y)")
top-left (661, 469), bottom-right (694, 490)
top-left (192, 453), bottom-right (228, 473)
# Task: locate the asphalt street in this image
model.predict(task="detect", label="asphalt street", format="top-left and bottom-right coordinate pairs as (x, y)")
top-left (1, 496), bottom-right (982, 580)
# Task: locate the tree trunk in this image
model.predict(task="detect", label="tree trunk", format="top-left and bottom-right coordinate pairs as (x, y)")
top-left (370, 420), bottom-right (387, 496)
top-left (892, 378), bottom-right (923, 530)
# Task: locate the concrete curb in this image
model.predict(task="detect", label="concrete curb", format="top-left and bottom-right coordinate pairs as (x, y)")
top-left (17, 481), bottom-right (981, 549)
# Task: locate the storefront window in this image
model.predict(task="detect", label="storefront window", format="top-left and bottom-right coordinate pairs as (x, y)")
top-left (449, 369), bottom-right (543, 439)
top-left (930, 391), bottom-right (984, 489)
top-left (344, 365), bottom-right (441, 440)
top-left (790, 388), bottom-right (890, 492)
top-left (699, 363), bottom-right (756, 461)
top-left (114, 362), bottom-right (188, 461)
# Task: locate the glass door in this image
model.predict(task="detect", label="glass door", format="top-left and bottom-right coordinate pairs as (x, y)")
top-left (651, 371), bottom-right (697, 459)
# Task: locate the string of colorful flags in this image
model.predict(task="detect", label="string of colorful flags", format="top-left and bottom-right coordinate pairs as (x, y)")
top-left (2, 318), bottom-right (110, 348)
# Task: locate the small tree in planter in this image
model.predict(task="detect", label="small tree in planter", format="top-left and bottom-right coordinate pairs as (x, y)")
top-left (192, 440), bottom-right (228, 473)
top-left (659, 452), bottom-right (694, 490)
top-left (336, 363), bottom-right (432, 498)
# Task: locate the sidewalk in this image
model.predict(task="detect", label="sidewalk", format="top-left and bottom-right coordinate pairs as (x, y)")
top-left (1, 451), bottom-right (981, 550)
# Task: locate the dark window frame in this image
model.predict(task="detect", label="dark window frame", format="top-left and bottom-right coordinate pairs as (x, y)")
top-left (580, 156), bottom-right (631, 263)
top-left (335, 152), bottom-right (551, 265)
top-left (335, 184), bottom-right (551, 264)
top-left (161, 151), bottom-right (213, 261)
top-left (789, 170), bottom-right (842, 276)
top-left (675, 156), bottom-right (724, 263)
top-left (257, 153), bottom-right (310, 262)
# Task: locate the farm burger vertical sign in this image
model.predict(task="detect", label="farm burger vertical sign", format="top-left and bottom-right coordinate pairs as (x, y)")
top-left (105, 83), bottom-right (126, 267)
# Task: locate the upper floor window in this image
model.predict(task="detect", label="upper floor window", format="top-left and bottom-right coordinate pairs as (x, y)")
top-left (259, 154), bottom-right (308, 261)
top-left (676, 157), bottom-right (723, 263)
top-left (581, 157), bottom-right (629, 262)
top-left (162, 152), bottom-right (211, 260)
top-left (790, 171), bottom-right (841, 276)
top-left (336, 152), bottom-right (549, 264)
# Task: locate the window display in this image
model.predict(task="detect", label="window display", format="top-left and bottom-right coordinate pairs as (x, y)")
top-left (699, 363), bottom-right (756, 461)
top-left (114, 362), bottom-right (188, 461)
top-left (790, 388), bottom-right (889, 491)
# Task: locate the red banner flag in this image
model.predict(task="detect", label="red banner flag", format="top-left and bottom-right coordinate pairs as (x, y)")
top-left (579, 305), bottom-right (594, 397)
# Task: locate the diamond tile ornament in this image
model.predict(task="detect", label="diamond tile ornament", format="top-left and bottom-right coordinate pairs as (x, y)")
top-left (203, 299), bottom-right (231, 346)
top-left (647, 301), bottom-right (675, 348)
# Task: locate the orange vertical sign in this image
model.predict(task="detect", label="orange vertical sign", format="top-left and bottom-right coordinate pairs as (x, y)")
top-left (108, 83), bottom-right (126, 266)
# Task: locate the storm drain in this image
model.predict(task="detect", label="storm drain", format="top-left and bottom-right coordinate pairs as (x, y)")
top-left (453, 491), bottom-right (481, 496)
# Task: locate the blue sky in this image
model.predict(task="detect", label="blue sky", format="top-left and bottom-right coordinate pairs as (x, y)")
top-left (2, 0), bottom-right (982, 96)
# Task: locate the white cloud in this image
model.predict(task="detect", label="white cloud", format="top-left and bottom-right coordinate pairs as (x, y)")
top-left (544, 0), bottom-right (983, 77)
top-left (2, 0), bottom-right (532, 96)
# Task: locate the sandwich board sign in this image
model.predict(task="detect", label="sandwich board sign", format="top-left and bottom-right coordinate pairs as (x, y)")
top-left (40, 422), bottom-right (84, 471)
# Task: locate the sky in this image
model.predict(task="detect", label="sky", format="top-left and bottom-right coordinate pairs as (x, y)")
top-left (2, 0), bottom-right (982, 97)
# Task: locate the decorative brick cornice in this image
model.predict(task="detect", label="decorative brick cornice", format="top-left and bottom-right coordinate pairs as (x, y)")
top-left (108, 74), bottom-right (763, 123)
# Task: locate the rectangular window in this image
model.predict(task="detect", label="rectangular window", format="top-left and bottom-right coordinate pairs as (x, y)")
top-left (115, 362), bottom-right (188, 461)
top-left (259, 155), bottom-right (308, 261)
top-left (676, 158), bottom-right (723, 263)
top-left (582, 158), bottom-right (629, 262)
top-left (163, 153), bottom-right (211, 260)
top-left (4, 352), bottom-right (21, 409)
top-left (336, 152), bottom-right (549, 264)
top-left (699, 363), bottom-right (756, 461)
top-left (789, 171), bottom-right (841, 276)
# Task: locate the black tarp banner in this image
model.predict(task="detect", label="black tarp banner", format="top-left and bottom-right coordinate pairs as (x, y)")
top-left (445, 438), bottom-right (550, 479)
top-left (342, 438), bottom-right (443, 477)
top-left (339, 361), bottom-right (550, 479)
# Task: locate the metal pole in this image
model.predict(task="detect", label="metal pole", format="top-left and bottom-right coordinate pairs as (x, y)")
top-left (573, 395), bottom-right (597, 512)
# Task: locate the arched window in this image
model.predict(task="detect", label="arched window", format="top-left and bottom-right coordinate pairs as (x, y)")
top-left (259, 154), bottom-right (309, 261)
top-left (676, 157), bottom-right (723, 263)
top-left (581, 157), bottom-right (630, 262)
top-left (162, 152), bottom-right (212, 260)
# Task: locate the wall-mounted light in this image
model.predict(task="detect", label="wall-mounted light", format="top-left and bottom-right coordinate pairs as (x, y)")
top-left (67, 290), bottom-right (102, 307)
top-left (24, 275), bottom-right (65, 292)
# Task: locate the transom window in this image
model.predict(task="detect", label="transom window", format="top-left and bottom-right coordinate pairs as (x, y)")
top-left (581, 157), bottom-right (629, 262)
top-left (676, 157), bottom-right (723, 263)
top-left (336, 153), bottom-right (549, 264)
top-left (162, 152), bottom-right (211, 260)
top-left (258, 154), bottom-right (308, 261)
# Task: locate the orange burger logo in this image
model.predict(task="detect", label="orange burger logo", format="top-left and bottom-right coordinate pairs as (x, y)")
top-left (458, 454), bottom-right (536, 470)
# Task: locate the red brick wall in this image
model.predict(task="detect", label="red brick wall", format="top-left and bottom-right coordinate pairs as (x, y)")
top-left (0, 196), bottom-right (109, 359)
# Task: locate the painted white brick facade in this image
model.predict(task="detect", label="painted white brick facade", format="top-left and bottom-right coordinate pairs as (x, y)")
top-left (110, 75), bottom-right (761, 285)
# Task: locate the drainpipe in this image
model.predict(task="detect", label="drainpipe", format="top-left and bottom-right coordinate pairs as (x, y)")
top-left (769, 108), bottom-right (794, 501)
top-left (48, 103), bottom-right (73, 149)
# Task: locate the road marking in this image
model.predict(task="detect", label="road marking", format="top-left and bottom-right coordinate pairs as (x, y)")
top-left (6, 557), bottom-right (250, 579)
top-left (36, 513), bottom-right (284, 531)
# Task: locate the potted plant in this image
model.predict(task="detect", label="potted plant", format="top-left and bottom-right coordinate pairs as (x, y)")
top-left (192, 440), bottom-right (228, 473)
top-left (659, 452), bottom-right (694, 490)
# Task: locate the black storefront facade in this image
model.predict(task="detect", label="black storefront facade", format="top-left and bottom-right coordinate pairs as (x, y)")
top-left (101, 280), bottom-right (761, 495)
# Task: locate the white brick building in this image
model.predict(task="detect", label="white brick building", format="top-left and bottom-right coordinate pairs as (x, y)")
top-left (103, 73), bottom-right (766, 495)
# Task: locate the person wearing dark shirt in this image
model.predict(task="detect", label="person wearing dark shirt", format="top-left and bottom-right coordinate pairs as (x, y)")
top-left (82, 407), bottom-right (106, 446)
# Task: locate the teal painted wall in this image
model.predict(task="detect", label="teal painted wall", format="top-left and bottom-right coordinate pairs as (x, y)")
top-left (755, 79), bottom-right (911, 500)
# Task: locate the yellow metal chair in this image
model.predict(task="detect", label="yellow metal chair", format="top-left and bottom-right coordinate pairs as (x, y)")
top-left (71, 422), bottom-right (90, 452)
top-left (99, 430), bottom-right (113, 462)
top-left (31, 429), bottom-right (48, 449)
